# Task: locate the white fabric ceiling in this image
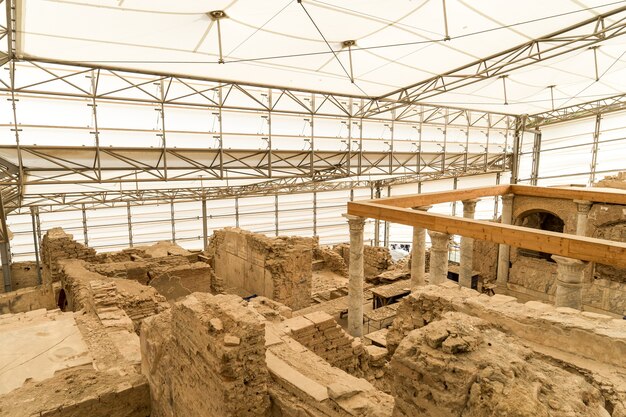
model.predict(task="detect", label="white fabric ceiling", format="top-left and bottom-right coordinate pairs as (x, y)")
top-left (14, 0), bottom-right (626, 114)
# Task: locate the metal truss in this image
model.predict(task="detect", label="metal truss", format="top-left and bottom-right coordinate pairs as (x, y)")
top-left (0, 145), bottom-right (509, 186)
top-left (526, 92), bottom-right (626, 128)
top-left (359, 5), bottom-right (626, 118)
top-left (15, 166), bottom-right (509, 214)
top-left (0, 57), bottom-right (515, 213)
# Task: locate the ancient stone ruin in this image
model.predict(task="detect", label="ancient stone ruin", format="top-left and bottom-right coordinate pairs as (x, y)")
top-left (1, 189), bottom-right (625, 417)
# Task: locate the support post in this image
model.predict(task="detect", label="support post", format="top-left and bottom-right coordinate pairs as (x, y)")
top-left (552, 255), bottom-right (587, 310)
top-left (201, 196), bottom-right (208, 251)
top-left (345, 214), bottom-right (365, 337)
top-left (30, 207), bottom-right (42, 286)
top-left (313, 192), bottom-right (317, 237)
top-left (235, 197), bottom-right (240, 228)
top-left (574, 200), bottom-right (592, 236)
top-left (410, 205), bottom-right (431, 289)
top-left (81, 204), bottom-right (89, 246)
top-left (126, 201), bottom-right (133, 248)
top-left (496, 193), bottom-right (514, 292)
top-left (459, 199), bottom-right (478, 288)
top-left (428, 230), bottom-right (450, 285)
top-left (0, 193), bottom-right (11, 292)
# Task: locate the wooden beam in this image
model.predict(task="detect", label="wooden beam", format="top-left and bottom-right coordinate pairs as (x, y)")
top-left (511, 184), bottom-right (626, 205)
top-left (347, 201), bottom-right (626, 268)
top-left (370, 184), bottom-right (511, 208)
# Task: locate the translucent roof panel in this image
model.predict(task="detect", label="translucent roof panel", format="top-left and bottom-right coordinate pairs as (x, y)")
top-left (16, 0), bottom-right (626, 114)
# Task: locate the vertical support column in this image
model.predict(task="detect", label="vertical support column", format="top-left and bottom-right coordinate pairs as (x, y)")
top-left (170, 200), bottom-right (176, 243)
top-left (383, 185), bottom-right (391, 247)
top-left (126, 201), bottom-right (133, 248)
top-left (0, 192), bottom-right (12, 292)
top-left (574, 200), bottom-right (592, 236)
top-left (345, 214), bottom-right (365, 337)
top-left (81, 204), bottom-right (89, 246)
top-left (30, 207), bottom-right (42, 286)
top-left (428, 230), bottom-right (450, 285)
top-left (201, 196), bottom-right (208, 251)
top-left (410, 205), bottom-right (431, 289)
top-left (459, 199), bottom-right (478, 288)
top-left (530, 130), bottom-right (541, 186)
top-left (552, 255), bottom-right (587, 310)
top-left (373, 185), bottom-right (381, 246)
top-left (235, 197), bottom-right (240, 228)
top-left (313, 192), bottom-right (317, 237)
top-left (590, 114), bottom-right (601, 185)
top-left (496, 193), bottom-right (514, 292)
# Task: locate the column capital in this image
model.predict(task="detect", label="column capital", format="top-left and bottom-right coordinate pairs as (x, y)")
top-left (412, 205), bottom-right (433, 211)
top-left (462, 199), bottom-right (479, 215)
top-left (551, 255), bottom-right (588, 272)
top-left (573, 199), bottom-right (593, 214)
top-left (428, 230), bottom-right (450, 249)
top-left (501, 193), bottom-right (514, 203)
top-left (343, 214), bottom-right (365, 230)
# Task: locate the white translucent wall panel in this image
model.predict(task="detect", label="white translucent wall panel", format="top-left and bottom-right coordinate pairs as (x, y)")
top-left (537, 117), bottom-right (595, 181)
top-left (517, 131), bottom-right (536, 183)
top-left (595, 112), bottom-right (626, 175)
top-left (277, 193), bottom-right (314, 237)
top-left (97, 101), bottom-right (161, 147)
top-left (87, 206), bottom-right (134, 250)
top-left (206, 199), bottom-right (237, 232)
top-left (237, 196), bottom-right (274, 235)
top-left (529, 111), bottom-right (626, 186)
top-left (173, 201), bottom-right (203, 249)
top-left (13, 94), bottom-right (93, 146)
top-left (6, 214), bottom-right (36, 262)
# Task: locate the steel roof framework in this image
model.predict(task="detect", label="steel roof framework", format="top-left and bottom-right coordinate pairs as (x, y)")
top-left (0, 1), bottom-right (625, 288)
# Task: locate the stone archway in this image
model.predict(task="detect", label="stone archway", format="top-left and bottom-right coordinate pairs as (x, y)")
top-left (515, 210), bottom-right (565, 262)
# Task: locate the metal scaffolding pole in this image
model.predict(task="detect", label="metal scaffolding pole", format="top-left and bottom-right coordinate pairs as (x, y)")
top-left (30, 207), bottom-right (42, 285)
top-left (81, 204), bottom-right (89, 246)
top-left (590, 114), bottom-right (602, 185)
top-left (126, 201), bottom-right (133, 248)
top-left (0, 193), bottom-right (12, 292)
top-left (530, 130), bottom-right (542, 186)
top-left (313, 191), bottom-right (317, 237)
top-left (201, 196), bottom-right (208, 251)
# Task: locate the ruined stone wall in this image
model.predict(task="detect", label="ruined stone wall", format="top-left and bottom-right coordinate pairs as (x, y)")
top-left (391, 312), bottom-right (611, 417)
top-left (387, 284), bottom-right (626, 369)
top-left (88, 256), bottom-right (213, 301)
top-left (208, 228), bottom-right (313, 310)
top-left (266, 317), bottom-right (394, 417)
top-left (472, 239), bottom-right (498, 285)
top-left (282, 311), bottom-right (367, 375)
top-left (0, 286), bottom-right (56, 314)
top-left (141, 293), bottom-right (270, 417)
top-left (41, 228), bottom-right (97, 286)
top-left (57, 259), bottom-right (167, 331)
top-left (333, 244), bottom-right (393, 279)
top-left (313, 246), bottom-right (348, 277)
top-left (0, 261), bottom-right (40, 293)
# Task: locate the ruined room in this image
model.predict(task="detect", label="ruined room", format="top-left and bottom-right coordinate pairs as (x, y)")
top-left (0, 1), bottom-right (625, 416)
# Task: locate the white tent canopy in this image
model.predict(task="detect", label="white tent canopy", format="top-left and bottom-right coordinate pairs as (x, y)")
top-left (15, 0), bottom-right (626, 114)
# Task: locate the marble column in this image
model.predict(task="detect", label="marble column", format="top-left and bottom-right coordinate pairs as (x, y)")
top-left (496, 194), bottom-right (514, 292)
top-left (573, 200), bottom-right (593, 236)
top-left (345, 214), bottom-right (365, 337)
top-left (552, 255), bottom-right (587, 310)
top-left (459, 199), bottom-right (479, 289)
top-left (411, 205), bottom-right (432, 289)
top-left (428, 230), bottom-right (450, 285)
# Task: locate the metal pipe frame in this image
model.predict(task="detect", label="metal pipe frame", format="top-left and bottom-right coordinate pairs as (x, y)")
top-left (360, 5), bottom-right (626, 118)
